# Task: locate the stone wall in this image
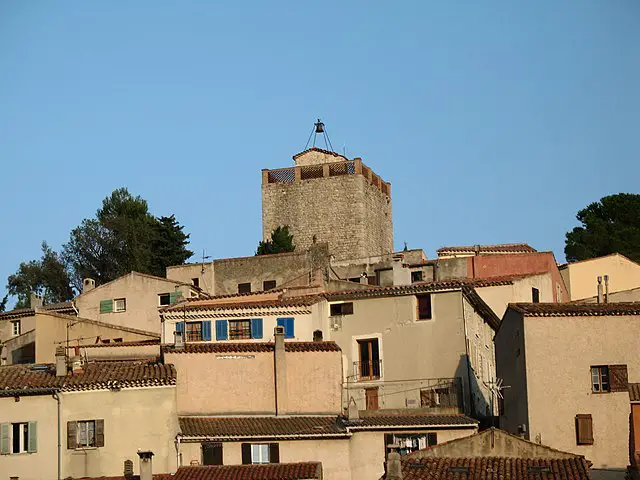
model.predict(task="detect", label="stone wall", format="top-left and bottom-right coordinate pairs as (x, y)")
top-left (262, 169), bottom-right (393, 261)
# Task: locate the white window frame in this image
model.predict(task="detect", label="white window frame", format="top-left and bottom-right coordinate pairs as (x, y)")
top-left (158, 293), bottom-right (171, 306)
top-left (251, 443), bottom-right (270, 464)
top-left (11, 422), bottom-right (29, 454)
top-left (11, 320), bottom-right (21, 337)
top-left (77, 420), bottom-right (96, 448)
top-left (113, 298), bottom-right (126, 313)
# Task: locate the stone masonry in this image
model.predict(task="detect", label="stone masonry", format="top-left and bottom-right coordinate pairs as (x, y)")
top-left (262, 147), bottom-right (393, 261)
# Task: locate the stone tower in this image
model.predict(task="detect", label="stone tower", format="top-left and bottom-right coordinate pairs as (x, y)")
top-left (261, 147), bottom-right (393, 261)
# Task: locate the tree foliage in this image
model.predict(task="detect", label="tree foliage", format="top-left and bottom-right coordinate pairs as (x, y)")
top-left (565, 193), bottom-right (640, 263)
top-left (256, 226), bottom-right (296, 255)
top-left (6, 188), bottom-right (193, 307)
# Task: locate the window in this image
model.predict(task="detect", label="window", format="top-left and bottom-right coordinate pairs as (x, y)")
top-left (202, 442), bottom-right (222, 465)
top-left (11, 321), bottom-right (20, 337)
top-left (384, 433), bottom-right (437, 456)
top-left (192, 278), bottom-right (200, 288)
top-left (365, 387), bottom-right (379, 410)
top-left (186, 322), bottom-right (203, 342)
top-left (229, 320), bottom-right (251, 340)
top-left (263, 280), bottom-right (277, 291)
top-left (330, 303), bottom-right (354, 316)
top-left (0, 422), bottom-right (36, 454)
top-left (532, 288), bottom-right (540, 303)
top-left (348, 277), bottom-right (360, 283)
top-left (575, 414), bottom-right (593, 445)
top-left (417, 295), bottom-right (432, 320)
top-left (357, 339), bottom-right (381, 381)
top-left (238, 283), bottom-right (251, 294)
top-left (114, 298), bottom-right (126, 313)
top-left (591, 366), bottom-right (609, 392)
top-left (411, 271), bottom-right (423, 283)
top-left (67, 420), bottom-right (104, 449)
top-left (241, 443), bottom-right (279, 464)
top-left (159, 293), bottom-right (171, 306)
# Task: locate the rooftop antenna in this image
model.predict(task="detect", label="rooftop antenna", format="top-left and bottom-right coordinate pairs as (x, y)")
top-left (304, 118), bottom-right (334, 152)
top-left (200, 249), bottom-right (211, 274)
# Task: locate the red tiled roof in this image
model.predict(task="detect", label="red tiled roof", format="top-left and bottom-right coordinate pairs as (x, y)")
top-left (437, 244), bottom-right (537, 255)
top-left (163, 341), bottom-right (341, 355)
top-left (344, 413), bottom-right (478, 430)
top-left (179, 416), bottom-right (347, 439)
top-left (173, 463), bottom-right (322, 480)
top-left (70, 340), bottom-right (160, 348)
top-left (78, 475), bottom-right (172, 480)
top-left (509, 302), bottom-right (640, 317)
top-left (0, 301), bottom-right (76, 320)
top-left (292, 146), bottom-right (347, 161)
top-left (162, 297), bottom-right (319, 314)
top-left (399, 457), bottom-right (590, 480)
top-left (630, 383), bottom-right (640, 402)
top-left (0, 361), bottom-right (175, 395)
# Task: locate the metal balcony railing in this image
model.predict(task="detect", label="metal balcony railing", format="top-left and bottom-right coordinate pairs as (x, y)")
top-left (353, 360), bottom-right (383, 381)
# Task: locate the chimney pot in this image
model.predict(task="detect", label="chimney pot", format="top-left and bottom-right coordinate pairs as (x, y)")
top-left (274, 326), bottom-right (288, 415)
top-left (313, 330), bottom-right (323, 342)
top-left (82, 278), bottom-right (96, 294)
top-left (385, 445), bottom-right (403, 480)
top-left (137, 450), bottom-right (154, 480)
top-left (30, 293), bottom-right (44, 309)
top-left (55, 346), bottom-right (67, 377)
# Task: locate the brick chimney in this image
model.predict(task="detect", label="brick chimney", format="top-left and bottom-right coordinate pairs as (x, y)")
top-left (274, 326), bottom-right (288, 415)
top-left (137, 450), bottom-right (153, 480)
top-left (55, 346), bottom-right (67, 377)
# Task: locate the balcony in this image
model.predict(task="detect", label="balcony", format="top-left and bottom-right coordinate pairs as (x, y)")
top-left (353, 360), bottom-right (383, 382)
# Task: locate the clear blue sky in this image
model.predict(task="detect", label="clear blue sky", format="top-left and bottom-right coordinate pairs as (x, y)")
top-left (1, 1), bottom-right (638, 305)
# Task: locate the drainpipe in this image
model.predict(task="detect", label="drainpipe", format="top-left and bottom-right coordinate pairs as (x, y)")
top-left (174, 435), bottom-right (181, 469)
top-left (52, 392), bottom-right (61, 480)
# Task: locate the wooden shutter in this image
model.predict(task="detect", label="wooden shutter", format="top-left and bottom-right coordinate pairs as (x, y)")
top-left (342, 303), bottom-right (354, 315)
top-left (99, 300), bottom-right (113, 313)
top-left (269, 443), bottom-right (280, 463)
top-left (417, 295), bottom-right (432, 320)
top-left (609, 365), bottom-right (629, 392)
top-left (0, 423), bottom-right (9, 454)
top-left (67, 421), bottom-right (78, 449)
top-left (216, 320), bottom-right (228, 341)
top-left (202, 321), bottom-right (212, 341)
top-left (427, 432), bottom-right (438, 446)
top-left (251, 319), bottom-right (263, 339)
top-left (576, 414), bottom-right (594, 445)
top-left (95, 419), bottom-right (105, 447)
top-left (241, 443), bottom-right (251, 464)
top-left (28, 422), bottom-right (37, 452)
top-left (202, 442), bottom-right (223, 465)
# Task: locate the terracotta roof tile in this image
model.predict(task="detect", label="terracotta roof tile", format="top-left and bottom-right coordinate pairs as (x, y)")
top-left (0, 361), bottom-right (175, 395)
top-left (70, 340), bottom-right (160, 348)
top-left (462, 287), bottom-right (501, 330)
top-left (179, 416), bottom-right (347, 439)
top-left (0, 301), bottom-right (76, 320)
top-left (173, 463), bottom-right (322, 480)
top-left (78, 475), bottom-right (172, 480)
top-left (510, 302), bottom-right (640, 317)
top-left (400, 457), bottom-right (590, 480)
top-left (630, 383), bottom-right (640, 402)
top-left (437, 244), bottom-right (537, 255)
top-left (163, 341), bottom-right (341, 355)
top-left (344, 413), bottom-right (478, 430)
top-left (162, 297), bottom-right (319, 314)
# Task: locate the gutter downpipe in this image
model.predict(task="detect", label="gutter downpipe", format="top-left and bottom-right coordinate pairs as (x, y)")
top-left (52, 391), bottom-right (61, 480)
top-left (175, 435), bottom-right (181, 469)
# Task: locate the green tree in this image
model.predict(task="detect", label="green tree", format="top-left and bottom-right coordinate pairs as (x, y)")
top-left (565, 193), bottom-right (640, 263)
top-left (149, 215), bottom-right (193, 277)
top-left (0, 294), bottom-right (8, 312)
top-left (256, 226), bottom-right (295, 255)
top-left (7, 242), bottom-right (74, 308)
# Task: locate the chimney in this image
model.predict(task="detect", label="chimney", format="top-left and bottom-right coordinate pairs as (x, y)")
top-left (597, 276), bottom-right (604, 304)
top-left (359, 272), bottom-right (369, 285)
top-left (392, 255), bottom-right (411, 286)
top-left (55, 346), bottom-right (67, 377)
top-left (274, 326), bottom-right (288, 415)
top-left (385, 444), bottom-right (403, 480)
top-left (313, 330), bottom-right (323, 342)
top-left (174, 329), bottom-right (185, 350)
top-left (82, 278), bottom-right (96, 294)
top-left (137, 450), bottom-right (154, 480)
top-left (604, 275), bottom-right (609, 303)
top-left (348, 396), bottom-right (359, 421)
top-left (71, 350), bottom-right (83, 375)
top-left (123, 459), bottom-right (134, 479)
top-left (30, 293), bottom-right (43, 309)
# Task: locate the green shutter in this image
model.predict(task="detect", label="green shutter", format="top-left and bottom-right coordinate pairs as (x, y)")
top-left (28, 422), bottom-right (37, 452)
top-left (0, 423), bottom-right (9, 454)
top-left (99, 299), bottom-right (113, 313)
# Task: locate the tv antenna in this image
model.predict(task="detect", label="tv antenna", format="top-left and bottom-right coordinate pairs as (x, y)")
top-left (200, 249), bottom-right (211, 274)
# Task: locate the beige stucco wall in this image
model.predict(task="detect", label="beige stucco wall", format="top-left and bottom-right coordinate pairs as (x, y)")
top-left (75, 273), bottom-right (193, 334)
top-left (165, 349), bottom-right (342, 415)
top-left (524, 314), bottom-right (639, 468)
top-left (580, 287), bottom-right (640, 304)
top-left (0, 315), bottom-right (36, 345)
top-left (166, 263), bottom-right (214, 295)
top-left (561, 254), bottom-right (640, 301)
top-left (34, 312), bottom-right (157, 364)
top-left (0, 386), bottom-right (177, 480)
top-left (476, 274), bottom-right (553, 320)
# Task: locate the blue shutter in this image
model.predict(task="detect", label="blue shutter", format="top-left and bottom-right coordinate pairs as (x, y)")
top-left (216, 320), bottom-right (228, 341)
top-left (277, 318), bottom-right (295, 339)
top-left (175, 322), bottom-right (185, 335)
top-left (251, 319), bottom-right (263, 339)
top-left (202, 321), bottom-right (212, 341)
